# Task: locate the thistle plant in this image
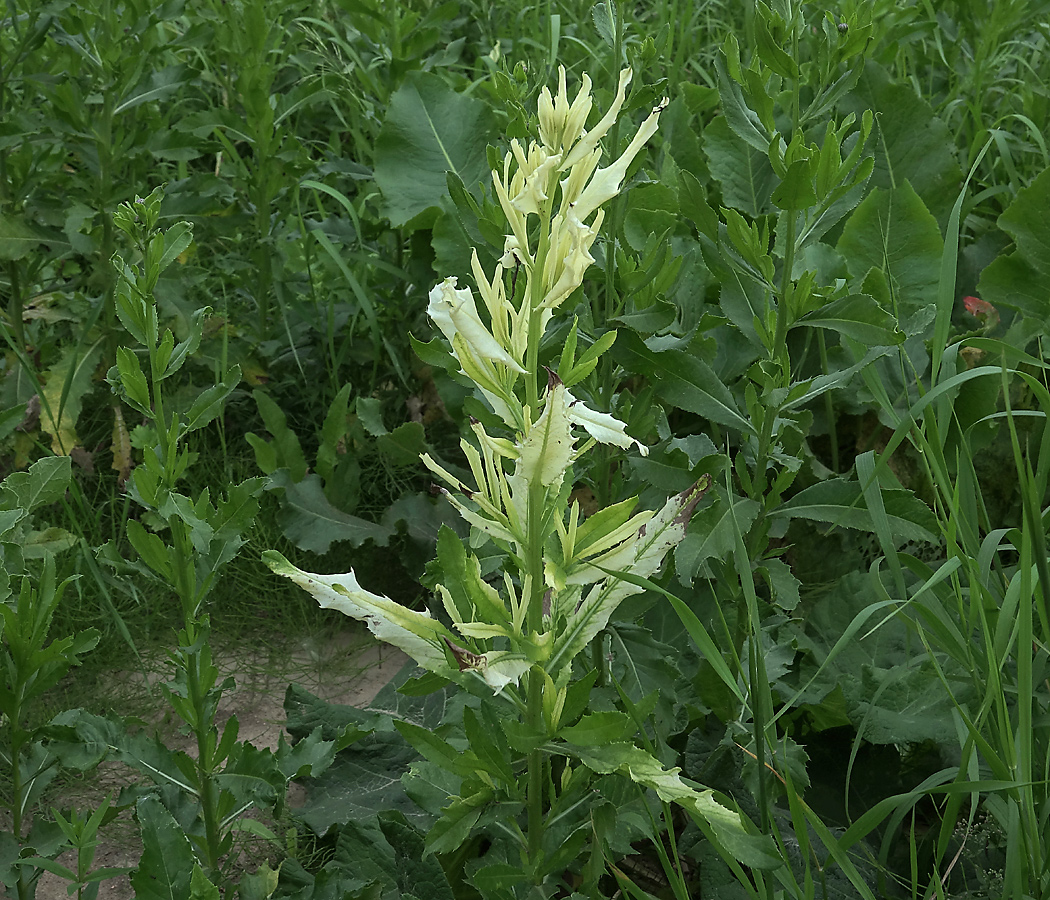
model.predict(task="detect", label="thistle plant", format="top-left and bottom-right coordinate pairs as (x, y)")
top-left (266, 68), bottom-right (770, 886)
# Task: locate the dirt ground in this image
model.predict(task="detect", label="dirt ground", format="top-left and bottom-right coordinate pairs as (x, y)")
top-left (25, 626), bottom-right (409, 900)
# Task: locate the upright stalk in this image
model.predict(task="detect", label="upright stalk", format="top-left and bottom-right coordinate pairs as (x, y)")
top-left (523, 191), bottom-right (556, 873)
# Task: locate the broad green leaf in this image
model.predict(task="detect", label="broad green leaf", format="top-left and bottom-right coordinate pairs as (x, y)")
top-left (560, 711), bottom-right (632, 745)
top-left (394, 720), bottom-right (482, 779)
top-left (21, 526), bottom-right (76, 558)
top-left (978, 166), bottom-right (1050, 323)
top-left (675, 494), bottom-right (761, 584)
top-left (39, 341), bottom-right (103, 455)
top-left (313, 815), bottom-right (456, 898)
top-left (317, 384), bottom-right (355, 484)
top-left (842, 66), bottom-right (962, 226)
top-left (157, 221), bottom-right (193, 277)
top-left (703, 116), bottom-right (776, 217)
top-left (277, 475), bottom-right (393, 554)
top-left (714, 50), bottom-right (770, 152)
top-left (0, 456), bottom-right (71, 512)
top-left (357, 396), bottom-right (388, 436)
top-left (977, 250), bottom-right (1048, 323)
top-left (376, 421), bottom-right (427, 467)
top-left (837, 182), bottom-right (942, 322)
top-left (130, 797), bottom-right (194, 900)
top-left (797, 572), bottom-right (971, 746)
top-left (771, 478), bottom-right (938, 542)
top-left (126, 520), bottom-right (173, 581)
top-left (794, 293), bottom-right (903, 345)
top-left (770, 158), bottom-right (818, 211)
top-left (0, 212), bottom-right (47, 260)
top-left (159, 307), bottom-right (206, 381)
top-left (283, 679), bottom-right (458, 834)
top-left (275, 726), bottom-right (336, 782)
top-left (615, 332), bottom-right (756, 436)
top-left (995, 165), bottom-right (1050, 275)
top-left (189, 866), bottom-right (220, 900)
top-left (628, 433), bottom-right (719, 493)
top-left (759, 557), bottom-right (800, 611)
top-left (374, 72), bottom-right (496, 227)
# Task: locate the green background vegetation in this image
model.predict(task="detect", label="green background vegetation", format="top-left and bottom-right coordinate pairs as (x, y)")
top-left (2, 0), bottom-right (1050, 896)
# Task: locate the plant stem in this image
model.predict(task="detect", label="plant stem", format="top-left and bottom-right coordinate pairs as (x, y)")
top-left (817, 331), bottom-right (839, 471)
top-left (522, 189), bottom-right (558, 876)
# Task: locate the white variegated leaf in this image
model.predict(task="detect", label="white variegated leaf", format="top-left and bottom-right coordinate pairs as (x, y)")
top-left (263, 551), bottom-right (453, 673)
top-left (518, 383), bottom-right (574, 487)
top-left (546, 478), bottom-right (709, 672)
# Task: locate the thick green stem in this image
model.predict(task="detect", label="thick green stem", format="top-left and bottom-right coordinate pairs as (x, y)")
top-left (525, 475), bottom-right (548, 872)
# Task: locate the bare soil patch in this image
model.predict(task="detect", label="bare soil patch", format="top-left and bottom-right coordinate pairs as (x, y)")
top-left (27, 625), bottom-right (408, 900)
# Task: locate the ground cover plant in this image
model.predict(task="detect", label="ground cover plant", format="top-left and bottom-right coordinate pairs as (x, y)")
top-left (2, 0), bottom-right (1050, 897)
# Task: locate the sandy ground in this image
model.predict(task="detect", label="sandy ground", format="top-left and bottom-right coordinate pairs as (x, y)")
top-left (23, 626), bottom-right (408, 900)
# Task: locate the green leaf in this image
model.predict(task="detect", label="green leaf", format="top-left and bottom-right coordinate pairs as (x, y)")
top-left (591, 0), bottom-right (617, 48)
top-left (995, 165), bottom-right (1050, 274)
top-left (160, 306), bottom-right (207, 380)
top-left (561, 711), bottom-right (633, 745)
top-left (376, 421), bottom-right (427, 467)
top-left (115, 347), bottom-right (152, 414)
top-left (759, 557), bottom-right (800, 611)
top-left (978, 166), bottom-right (1050, 322)
top-left (714, 48), bottom-right (771, 152)
top-left (189, 865), bottom-right (220, 900)
top-left (435, 525), bottom-right (511, 626)
top-left (797, 572), bottom-right (970, 745)
top-left (126, 520), bottom-right (173, 581)
top-left (277, 475), bottom-right (394, 553)
top-left (282, 681), bottom-right (439, 834)
top-left (425, 789), bottom-right (492, 856)
top-left (675, 494), bottom-right (761, 584)
top-left (770, 478), bottom-right (938, 542)
top-left (317, 384), bottom-right (354, 484)
top-left (157, 221), bottom-right (193, 276)
top-left (39, 341), bottom-right (104, 455)
top-left (183, 367), bottom-right (240, 435)
top-left (843, 65), bottom-right (962, 226)
top-left (0, 212), bottom-right (47, 260)
top-left (703, 116), bottom-right (777, 217)
top-left (794, 293), bottom-right (903, 345)
top-left (837, 182), bottom-right (942, 321)
top-left (977, 249), bottom-right (1048, 322)
top-left (615, 332), bottom-right (756, 436)
top-left (770, 158), bottom-right (818, 211)
top-left (130, 796), bottom-right (195, 900)
top-left (0, 456), bottom-right (71, 512)
top-left (374, 72), bottom-right (497, 227)
top-left (251, 391), bottom-right (308, 481)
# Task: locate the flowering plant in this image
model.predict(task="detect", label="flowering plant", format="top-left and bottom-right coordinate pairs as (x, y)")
top-left (265, 68), bottom-right (769, 884)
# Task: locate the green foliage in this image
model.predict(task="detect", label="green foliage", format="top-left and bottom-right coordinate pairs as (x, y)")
top-left (3, 0), bottom-right (1050, 897)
